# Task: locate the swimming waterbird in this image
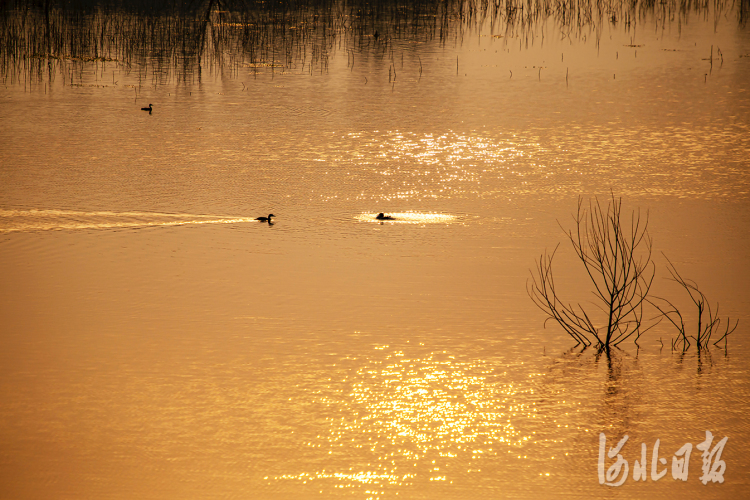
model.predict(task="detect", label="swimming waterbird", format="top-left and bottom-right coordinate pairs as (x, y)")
top-left (376, 213), bottom-right (395, 220)
top-left (256, 214), bottom-right (275, 222)
top-left (141, 104), bottom-right (153, 112)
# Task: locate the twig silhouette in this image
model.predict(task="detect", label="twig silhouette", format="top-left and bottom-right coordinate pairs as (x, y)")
top-left (650, 254), bottom-right (738, 351)
top-left (528, 193), bottom-right (655, 350)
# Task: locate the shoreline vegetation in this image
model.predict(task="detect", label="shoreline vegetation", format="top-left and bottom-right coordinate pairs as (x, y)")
top-left (2, 0), bottom-right (748, 86)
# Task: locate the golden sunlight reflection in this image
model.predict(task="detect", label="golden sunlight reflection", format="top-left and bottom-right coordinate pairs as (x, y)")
top-left (326, 124), bottom-right (750, 201)
top-left (354, 212), bottom-right (457, 224)
top-left (325, 130), bottom-right (539, 201)
top-left (0, 209), bottom-right (256, 233)
top-left (274, 348), bottom-right (542, 496)
top-left (343, 131), bottom-right (529, 169)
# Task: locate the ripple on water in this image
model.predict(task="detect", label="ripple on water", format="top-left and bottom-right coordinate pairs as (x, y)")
top-left (0, 209), bottom-right (256, 233)
top-left (354, 212), bottom-right (457, 224)
top-left (272, 347), bottom-right (541, 494)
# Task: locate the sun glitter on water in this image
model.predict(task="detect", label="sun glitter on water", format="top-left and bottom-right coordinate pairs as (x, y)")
top-left (273, 348), bottom-right (540, 497)
top-left (354, 212), bottom-right (457, 224)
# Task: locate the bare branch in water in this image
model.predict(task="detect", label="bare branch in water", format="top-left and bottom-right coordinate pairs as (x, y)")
top-left (528, 193), bottom-right (655, 350)
top-left (650, 253), bottom-right (739, 351)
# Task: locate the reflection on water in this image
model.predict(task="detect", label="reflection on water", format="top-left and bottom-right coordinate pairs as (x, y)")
top-left (0, 209), bottom-right (255, 233)
top-left (337, 131), bottom-right (533, 201)
top-left (354, 212), bottom-right (457, 224)
top-left (1, 0), bottom-right (749, 499)
top-left (2, 0), bottom-right (745, 88)
top-left (265, 344), bottom-right (750, 498)
top-left (326, 126), bottom-right (750, 202)
top-left (275, 347), bottom-right (540, 495)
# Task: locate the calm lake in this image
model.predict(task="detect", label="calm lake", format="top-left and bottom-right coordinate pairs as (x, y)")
top-left (1, 0), bottom-right (749, 498)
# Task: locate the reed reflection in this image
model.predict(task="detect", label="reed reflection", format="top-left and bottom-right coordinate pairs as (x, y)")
top-left (2, 0), bottom-right (741, 87)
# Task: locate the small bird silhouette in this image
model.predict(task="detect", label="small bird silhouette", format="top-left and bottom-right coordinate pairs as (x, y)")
top-left (141, 104), bottom-right (153, 113)
top-left (376, 213), bottom-right (395, 220)
top-left (255, 214), bottom-right (275, 222)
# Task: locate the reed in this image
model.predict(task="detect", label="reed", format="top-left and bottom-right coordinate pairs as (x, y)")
top-left (1, 0), bottom-right (741, 87)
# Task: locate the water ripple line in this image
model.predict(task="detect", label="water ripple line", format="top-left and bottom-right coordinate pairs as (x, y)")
top-left (0, 209), bottom-right (256, 233)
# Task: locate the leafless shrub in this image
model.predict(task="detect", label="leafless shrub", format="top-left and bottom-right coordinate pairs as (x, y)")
top-left (528, 194), bottom-right (655, 349)
top-left (650, 254), bottom-right (739, 351)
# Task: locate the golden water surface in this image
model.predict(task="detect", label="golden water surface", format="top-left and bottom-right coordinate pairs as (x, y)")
top-left (1, 1), bottom-right (749, 498)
